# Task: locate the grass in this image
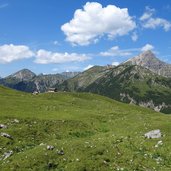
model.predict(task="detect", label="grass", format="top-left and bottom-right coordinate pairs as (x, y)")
top-left (0, 86), bottom-right (171, 170)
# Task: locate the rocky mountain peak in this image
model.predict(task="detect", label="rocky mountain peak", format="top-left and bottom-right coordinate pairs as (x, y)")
top-left (125, 50), bottom-right (160, 65)
top-left (9, 69), bottom-right (36, 81)
top-left (124, 50), bottom-right (171, 77)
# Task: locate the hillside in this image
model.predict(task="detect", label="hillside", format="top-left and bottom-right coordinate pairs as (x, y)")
top-left (0, 86), bottom-right (171, 170)
top-left (61, 72), bottom-right (80, 78)
top-left (58, 65), bottom-right (114, 91)
top-left (85, 65), bottom-right (171, 113)
top-left (57, 52), bottom-right (171, 113)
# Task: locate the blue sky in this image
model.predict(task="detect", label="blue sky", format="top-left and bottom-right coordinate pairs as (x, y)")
top-left (0, 0), bottom-right (171, 77)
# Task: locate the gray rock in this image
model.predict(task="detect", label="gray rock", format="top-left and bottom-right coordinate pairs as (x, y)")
top-left (144, 129), bottom-right (161, 139)
top-left (47, 145), bottom-right (54, 150)
top-left (0, 151), bottom-right (13, 160)
top-left (0, 124), bottom-right (7, 129)
top-left (58, 150), bottom-right (64, 155)
top-left (1, 132), bottom-right (13, 140)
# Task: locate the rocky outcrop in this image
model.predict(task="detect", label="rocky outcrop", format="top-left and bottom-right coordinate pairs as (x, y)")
top-left (120, 93), bottom-right (170, 112)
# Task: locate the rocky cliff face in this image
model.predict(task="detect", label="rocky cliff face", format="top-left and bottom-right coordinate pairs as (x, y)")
top-left (124, 50), bottom-right (171, 77)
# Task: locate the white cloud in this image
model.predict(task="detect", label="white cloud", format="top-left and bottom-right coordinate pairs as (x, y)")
top-left (84, 64), bottom-right (94, 71)
top-left (100, 44), bottom-right (155, 57)
top-left (140, 6), bottom-right (155, 21)
top-left (143, 18), bottom-right (171, 31)
top-left (100, 46), bottom-right (132, 57)
top-left (61, 2), bottom-right (136, 46)
top-left (0, 44), bottom-right (34, 63)
top-left (141, 44), bottom-right (154, 51)
top-left (140, 7), bottom-right (171, 31)
top-left (35, 49), bottom-right (90, 64)
top-left (112, 61), bottom-right (119, 66)
top-left (131, 32), bottom-right (138, 42)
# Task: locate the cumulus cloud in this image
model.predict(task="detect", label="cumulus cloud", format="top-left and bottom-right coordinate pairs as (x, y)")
top-left (34, 49), bottom-right (90, 64)
top-left (140, 7), bottom-right (171, 31)
top-left (84, 64), bottom-right (94, 71)
top-left (100, 46), bottom-right (132, 57)
top-left (0, 44), bottom-right (34, 63)
top-left (61, 2), bottom-right (136, 46)
top-left (141, 44), bottom-right (154, 51)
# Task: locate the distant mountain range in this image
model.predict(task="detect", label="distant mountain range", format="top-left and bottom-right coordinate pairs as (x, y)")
top-left (0, 50), bottom-right (171, 113)
top-left (0, 69), bottom-right (79, 93)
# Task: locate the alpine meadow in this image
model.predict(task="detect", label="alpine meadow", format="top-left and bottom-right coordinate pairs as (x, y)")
top-left (0, 0), bottom-right (171, 170)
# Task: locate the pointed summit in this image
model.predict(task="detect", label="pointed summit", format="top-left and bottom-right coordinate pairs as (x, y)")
top-left (125, 50), bottom-right (159, 66)
top-left (124, 50), bottom-right (171, 77)
top-left (9, 69), bottom-right (36, 81)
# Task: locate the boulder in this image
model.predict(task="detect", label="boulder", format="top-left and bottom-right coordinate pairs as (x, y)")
top-left (144, 129), bottom-right (161, 139)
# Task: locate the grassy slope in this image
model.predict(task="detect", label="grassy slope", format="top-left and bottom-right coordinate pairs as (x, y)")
top-left (0, 86), bottom-right (171, 170)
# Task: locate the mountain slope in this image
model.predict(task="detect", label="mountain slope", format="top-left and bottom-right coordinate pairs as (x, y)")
top-left (61, 71), bottom-right (80, 78)
top-left (58, 64), bottom-right (171, 113)
top-left (85, 65), bottom-right (171, 113)
top-left (124, 50), bottom-right (171, 77)
top-left (58, 65), bottom-right (115, 91)
top-left (0, 85), bottom-right (171, 170)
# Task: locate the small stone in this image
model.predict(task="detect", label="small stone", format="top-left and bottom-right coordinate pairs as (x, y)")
top-left (3, 151), bottom-right (13, 160)
top-left (0, 124), bottom-right (7, 129)
top-left (58, 150), bottom-right (64, 155)
top-left (1, 133), bottom-right (13, 140)
top-left (144, 129), bottom-right (161, 139)
top-left (155, 140), bottom-right (163, 148)
top-left (47, 145), bottom-right (54, 150)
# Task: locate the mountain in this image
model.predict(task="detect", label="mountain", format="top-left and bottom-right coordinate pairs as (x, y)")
top-left (0, 69), bottom-right (67, 93)
top-left (124, 50), bottom-right (171, 77)
top-left (84, 65), bottom-right (171, 113)
top-left (57, 53), bottom-right (171, 113)
top-left (33, 74), bottom-right (66, 92)
top-left (58, 65), bottom-right (115, 91)
top-left (1, 85), bottom-right (171, 170)
top-left (61, 71), bottom-right (80, 78)
top-left (9, 69), bottom-right (36, 81)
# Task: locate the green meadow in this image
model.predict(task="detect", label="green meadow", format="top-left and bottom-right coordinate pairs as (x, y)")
top-left (0, 86), bottom-right (171, 170)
